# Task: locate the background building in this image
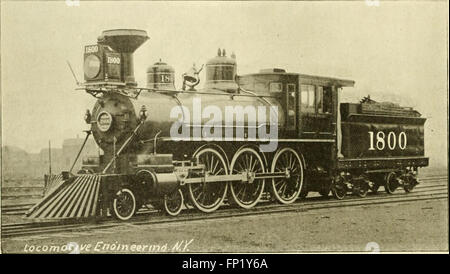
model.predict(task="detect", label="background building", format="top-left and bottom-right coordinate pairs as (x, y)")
top-left (1, 136), bottom-right (99, 180)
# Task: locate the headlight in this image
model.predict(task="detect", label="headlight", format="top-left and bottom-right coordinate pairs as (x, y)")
top-left (97, 111), bottom-right (113, 132)
top-left (84, 54), bottom-right (101, 79)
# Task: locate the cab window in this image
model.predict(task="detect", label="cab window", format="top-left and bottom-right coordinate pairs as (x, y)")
top-left (270, 82), bottom-right (282, 93)
top-left (287, 84), bottom-right (296, 128)
top-left (300, 84), bottom-right (315, 113)
top-left (317, 86), bottom-right (324, 113)
top-left (318, 86), bottom-right (332, 114)
top-left (254, 82), bottom-right (268, 93)
top-left (323, 87), bottom-right (332, 114)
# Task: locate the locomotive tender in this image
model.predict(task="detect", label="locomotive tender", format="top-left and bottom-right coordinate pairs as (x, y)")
top-left (27, 29), bottom-right (428, 220)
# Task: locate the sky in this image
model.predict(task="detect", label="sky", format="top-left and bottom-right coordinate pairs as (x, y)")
top-left (1, 1), bottom-right (448, 167)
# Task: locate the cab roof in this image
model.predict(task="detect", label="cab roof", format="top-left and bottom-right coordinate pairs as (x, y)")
top-left (241, 69), bottom-right (355, 88)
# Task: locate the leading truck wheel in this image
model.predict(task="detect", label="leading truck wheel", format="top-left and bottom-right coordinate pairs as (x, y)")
top-left (112, 188), bottom-right (137, 221)
top-left (270, 148), bottom-right (304, 204)
top-left (164, 189), bottom-right (184, 216)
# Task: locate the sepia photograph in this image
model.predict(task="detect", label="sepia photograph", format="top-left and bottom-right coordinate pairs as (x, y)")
top-left (0, 0), bottom-right (448, 258)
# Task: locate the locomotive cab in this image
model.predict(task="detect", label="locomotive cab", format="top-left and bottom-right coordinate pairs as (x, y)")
top-left (238, 70), bottom-right (355, 138)
top-left (297, 75), bottom-right (354, 139)
top-left (238, 69), bottom-right (299, 137)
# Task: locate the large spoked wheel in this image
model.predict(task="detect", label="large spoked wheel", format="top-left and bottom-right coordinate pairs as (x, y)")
top-left (229, 147), bottom-right (266, 209)
top-left (271, 148), bottom-right (304, 204)
top-left (164, 189), bottom-right (184, 216)
top-left (331, 177), bottom-right (347, 200)
top-left (385, 172), bottom-right (399, 194)
top-left (112, 188), bottom-right (137, 221)
top-left (188, 148), bottom-right (228, 213)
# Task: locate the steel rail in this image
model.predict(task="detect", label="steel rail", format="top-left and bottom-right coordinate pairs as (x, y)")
top-left (2, 177), bottom-right (447, 238)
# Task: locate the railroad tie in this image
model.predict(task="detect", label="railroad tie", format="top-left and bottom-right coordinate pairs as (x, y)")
top-left (26, 174), bottom-right (101, 219)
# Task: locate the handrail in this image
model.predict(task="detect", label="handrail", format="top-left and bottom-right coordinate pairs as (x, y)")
top-left (69, 130), bottom-right (92, 173)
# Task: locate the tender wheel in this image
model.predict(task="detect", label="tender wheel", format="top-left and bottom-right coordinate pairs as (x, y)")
top-left (370, 183), bottom-right (380, 194)
top-left (112, 188), bottom-right (137, 221)
top-left (229, 147), bottom-right (266, 209)
top-left (331, 177), bottom-right (347, 200)
top-left (403, 183), bottom-right (414, 193)
top-left (354, 181), bottom-right (369, 198)
top-left (271, 148), bottom-right (304, 204)
top-left (188, 148), bottom-right (228, 213)
top-left (403, 174), bottom-right (417, 193)
top-left (164, 189), bottom-right (184, 216)
top-left (385, 172), bottom-right (398, 194)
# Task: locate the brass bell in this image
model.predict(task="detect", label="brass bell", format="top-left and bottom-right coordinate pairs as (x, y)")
top-left (182, 63), bottom-right (204, 91)
top-left (183, 64), bottom-right (198, 83)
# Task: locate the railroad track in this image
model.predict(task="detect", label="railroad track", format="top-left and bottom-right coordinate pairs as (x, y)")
top-left (1, 175), bottom-right (447, 238)
top-left (2, 174), bottom-right (447, 215)
top-left (2, 203), bottom-right (36, 215)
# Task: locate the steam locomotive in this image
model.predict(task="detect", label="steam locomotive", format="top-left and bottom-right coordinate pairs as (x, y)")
top-left (27, 29), bottom-right (428, 221)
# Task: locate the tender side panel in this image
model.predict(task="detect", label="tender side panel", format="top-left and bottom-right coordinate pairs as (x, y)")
top-left (340, 114), bottom-right (425, 159)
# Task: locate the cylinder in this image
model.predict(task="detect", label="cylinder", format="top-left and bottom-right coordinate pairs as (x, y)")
top-left (154, 172), bottom-right (179, 195)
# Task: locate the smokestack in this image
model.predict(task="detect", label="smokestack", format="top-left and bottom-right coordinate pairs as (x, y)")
top-left (98, 29), bottom-right (149, 86)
